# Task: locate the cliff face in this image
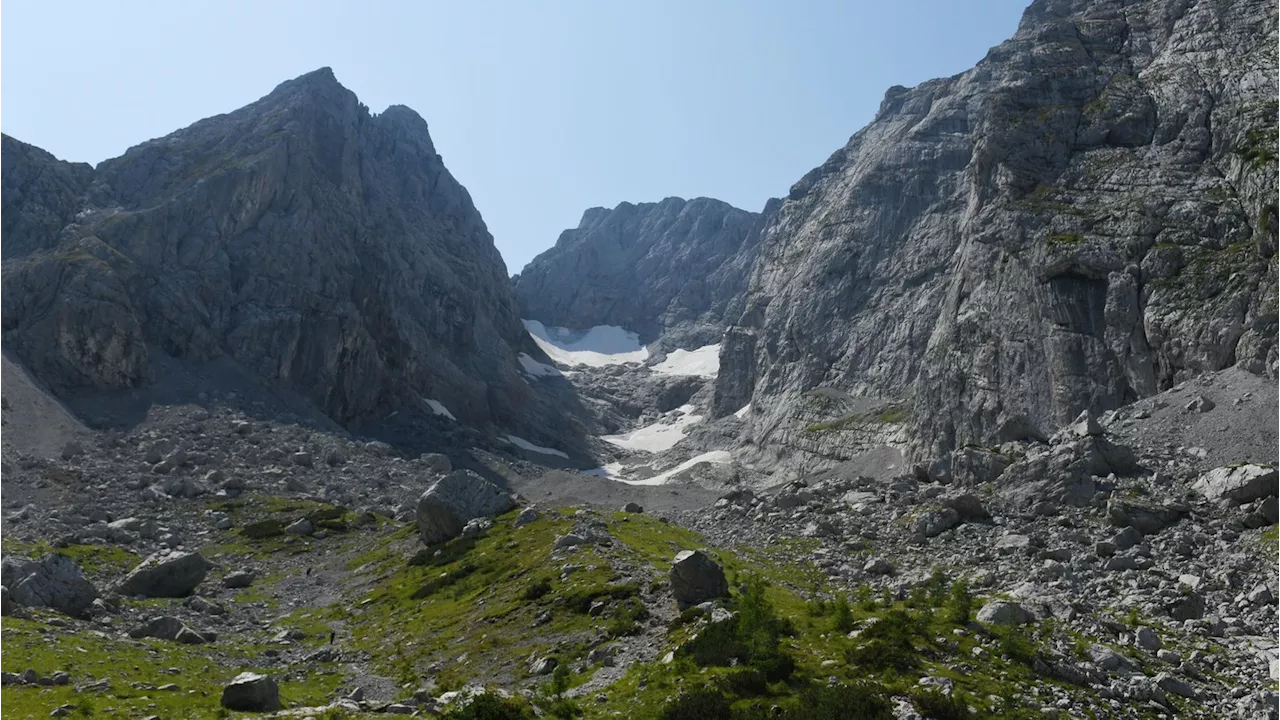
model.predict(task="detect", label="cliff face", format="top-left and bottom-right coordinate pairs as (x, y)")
top-left (715, 0), bottom-right (1277, 460)
top-left (2, 68), bottom-right (555, 437)
top-left (514, 197), bottom-right (773, 348)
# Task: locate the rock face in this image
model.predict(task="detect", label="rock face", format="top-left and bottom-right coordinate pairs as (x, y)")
top-left (515, 197), bottom-right (775, 347)
top-left (1, 68), bottom-right (566, 444)
top-left (714, 0), bottom-right (1277, 461)
top-left (416, 470), bottom-right (517, 545)
top-left (220, 672), bottom-right (280, 712)
top-left (669, 550), bottom-right (728, 606)
top-left (115, 551), bottom-right (210, 598)
top-left (1, 555), bottom-right (98, 617)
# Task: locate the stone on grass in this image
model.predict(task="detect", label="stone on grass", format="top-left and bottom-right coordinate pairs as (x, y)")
top-left (1, 555), bottom-right (98, 617)
top-left (115, 551), bottom-right (210, 598)
top-left (669, 550), bottom-right (728, 607)
top-left (223, 570), bottom-right (255, 589)
top-left (621, 502), bottom-right (643, 513)
top-left (416, 470), bottom-right (517, 545)
top-left (513, 507), bottom-right (540, 527)
top-left (220, 672), bottom-right (280, 711)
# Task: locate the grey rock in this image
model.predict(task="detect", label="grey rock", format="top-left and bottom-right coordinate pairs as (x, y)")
top-left (912, 507), bottom-right (960, 537)
top-left (1106, 499), bottom-right (1184, 535)
top-left (669, 550), bottom-right (728, 607)
top-left (284, 518), bottom-right (314, 536)
top-left (863, 557), bottom-right (894, 575)
top-left (416, 470), bottom-right (517, 546)
top-left (220, 672), bottom-right (280, 712)
top-left (419, 453), bottom-right (452, 474)
top-left (1184, 395), bottom-right (1215, 413)
top-left (461, 517), bottom-right (492, 537)
top-left (2, 68), bottom-right (573, 448)
top-left (621, 502), bottom-right (644, 513)
top-left (976, 600), bottom-right (1034, 626)
top-left (2, 555), bottom-right (98, 617)
top-left (513, 507), bottom-right (540, 527)
top-left (115, 551), bottom-right (210, 598)
top-left (1090, 645), bottom-right (1137, 673)
top-left (128, 616), bottom-right (194, 642)
top-left (1165, 592), bottom-right (1206, 621)
top-left (554, 533), bottom-right (588, 550)
top-left (941, 492), bottom-right (990, 522)
top-left (1068, 409), bottom-right (1105, 437)
top-left (1154, 671), bottom-right (1197, 699)
top-left (515, 197), bottom-right (766, 348)
top-left (1193, 465), bottom-right (1278, 504)
top-left (1111, 526), bottom-right (1144, 551)
top-left (1134, 626), bottom-right (1162, 652)
top-left (528, 657), bottom-right (557, 676)
top-left (690, 0), bottom-right (1277, 463)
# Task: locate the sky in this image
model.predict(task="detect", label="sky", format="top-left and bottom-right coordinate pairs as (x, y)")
top-left (2, 0), bottom-right (1029, 273)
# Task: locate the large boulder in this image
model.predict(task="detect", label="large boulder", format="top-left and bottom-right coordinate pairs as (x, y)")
top-left (1105, 499), bottom-right (1186, 535)
top-left (1, 555), bottom-right (98, 617)
top-left (912, 507), bottom-right (960, 538)
top-left (669, 550), bottom-right (728, 607)
top-left (220, 672), bottom-right (280, 712)
top-left (128, 616), bottom-right (208, 644)
top-left (976, 600), bottom-right (1035, 626)
top-left (1193, 465), bottom-right (1277, 505)
top-left (115, 551), bottom-right (210, 598)
top-left (416, 470), bottom-right (517, 545)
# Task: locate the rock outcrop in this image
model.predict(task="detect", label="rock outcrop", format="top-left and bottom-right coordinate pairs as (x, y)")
top-left (1, 68), bottom-right (568, 447)
top-left (515, 197), bottom-right (775, 347)
top-left (714, 0), bottom-right (1277, 462)
top-left (115, 551), bottom-right (210, 598)
top-left (416, 470), bottom-right (517, 545)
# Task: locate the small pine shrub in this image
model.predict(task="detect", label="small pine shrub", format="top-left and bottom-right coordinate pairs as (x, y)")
top-left (658, 688), bottom-right (733, 720)
top-left (832, 596), bottom-right (855, 633)
top-left (523, 577), bottom-right (552, 601)
top-left (443, 692), bottom-right (532, 720)
top-left (945, 579), bottom-right (972, 625)
top-left (911, 689), bottom-right (976, 720)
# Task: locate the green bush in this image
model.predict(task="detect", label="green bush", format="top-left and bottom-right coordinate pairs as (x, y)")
top-left (658, 688), bottom-right (733, 720)
top-left (994, 627), bottom-right (1037, 666)
top-left (832, 596), bottom-right (855, 633)
top-left (677, 576), bottom-right (796, 683)
top-left (946, 580), bottom-right (972, 625)
top-left (442, 692), bottom-right (532, 720)
top-left (911, 689), bottom-right (976, 720)
top-left (843, 610), bottom-right (921, 674)
top-left (522, 577), bottom-right (552, 601)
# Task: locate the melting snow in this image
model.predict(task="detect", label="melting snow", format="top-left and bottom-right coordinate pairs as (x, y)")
top-left (652, 344), bottom-right (720, 378)
top-left (619, 450), bottom-right (733, 486)
top-left (518, 352), bottom-right (562, 378)
top-left (602, 405), bottom-right (701, 453)
top-left (523, 320), bottom-right (649, 367)
top-left (504, 434), bottom-right (569, 459)
top-left (425, 399), bottom-right (456, 421)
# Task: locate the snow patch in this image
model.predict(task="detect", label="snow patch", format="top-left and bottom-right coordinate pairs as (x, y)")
top-left (602, 404), bottom-right (701, 453)
top-left (523, 320), bottom-right (649, 368)
top-left (733, 403), bottom-right (751, 419)
top-left (618, 450), bottom-right (733, 486)
top-left (425, 399), bottom-right (456, 421)
top-left (652, 344), bottom-right (720, 378)
top-left (518, 352), bottom-right (562, 378)
top-left (503, 434), bottom-right (569, 459)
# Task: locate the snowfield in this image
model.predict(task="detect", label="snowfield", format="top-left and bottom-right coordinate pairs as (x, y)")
top-left (518, 352), bottom-right (563, 378)
top-left (652, 344), bottom-right (720, 378)
top-left (425, 398), bottom-right (457, 421)
top-left (602, 405), bottom-right (701, 453)
top-left (504, 434), bottom-right (569, 459)
top-left (623, 450), bottom-right (733, 486)
top-left (522, 320), bottom-right (649, 367)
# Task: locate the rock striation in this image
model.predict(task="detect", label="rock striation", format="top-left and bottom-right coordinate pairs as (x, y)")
top-left (1, 68), bottom-right (565, 446)
top-left (515, 197), bottom-right (776, 348)
top-left (712, 0), bottom-right (1277, 461)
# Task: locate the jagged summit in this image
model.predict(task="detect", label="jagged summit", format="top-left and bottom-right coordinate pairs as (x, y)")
top-left (515, 196), bottom-right (770, 347)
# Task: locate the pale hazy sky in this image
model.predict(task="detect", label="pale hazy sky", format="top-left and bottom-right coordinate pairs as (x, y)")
top-left (2, 0), bottom-right (1028, 271)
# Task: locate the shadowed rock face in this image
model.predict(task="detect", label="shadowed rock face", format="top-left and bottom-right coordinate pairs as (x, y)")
top-left (515, 197), bottom-right (777, 348)
top-left (716, 0), bottom-right (1278, 458)
top-left (1, 68), bottom-right (554, 436)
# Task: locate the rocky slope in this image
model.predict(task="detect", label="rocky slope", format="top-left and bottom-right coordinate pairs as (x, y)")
top-left (1, 68), bottom-right (571, 450)
top-left (713, 0), bottom-right (1278, 469)
top-left (514, 197), bottom-right (776, 348)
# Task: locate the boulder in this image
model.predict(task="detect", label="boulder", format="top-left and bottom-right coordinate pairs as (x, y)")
top-left (115, 551), bottom-right (210, 598)
top-left (669, 550), bottom-right (728, 607)
top-left (418, 453), bottom-right (452, 474)
top-left (1106, 499), bottom-right (1185, 535)
top-left (416, 470), bottom-right (517, 545)
top-left (941, 492), bottom-right (991, 522)
top-left (1, 555), bottom-right (98, 617)
top-left (128, 615), bottom-right (211, 644)
top-left (621, 502), bottom-right (644, 513)
top-left (223, 571), bottom-right (255, 589)
top-left (220, 672), bottom-right (280, 712)
top-left (976, 600), bottom-right (1034, 625)
top-left (949, 448), bottom-right (1010, 486)
top-left (912, 507), bottom-right (960, 538)
top-left (1193, 465), bottom-right (1277, 505)
top-left (284, 518), bottom-right (314, 535)
top-left (513, 507), bottom-right (540, 527)
top-left (1068, 409), bottom-right (1104, 437)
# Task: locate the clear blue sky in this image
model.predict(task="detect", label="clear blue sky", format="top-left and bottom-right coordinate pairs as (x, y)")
top-left (2, 0), bottom-right (1028, 272)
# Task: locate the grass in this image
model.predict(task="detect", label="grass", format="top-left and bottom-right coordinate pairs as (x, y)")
top-left (0, 542), bottom-right (142, 581)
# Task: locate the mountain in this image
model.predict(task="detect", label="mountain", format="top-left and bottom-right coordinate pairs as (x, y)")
top-left (714, 0), bottom-right (1277, 464)
top-left (1, 68), bottom-right (567, 446)
top-left (514, 196), bottom-right (776, 348)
